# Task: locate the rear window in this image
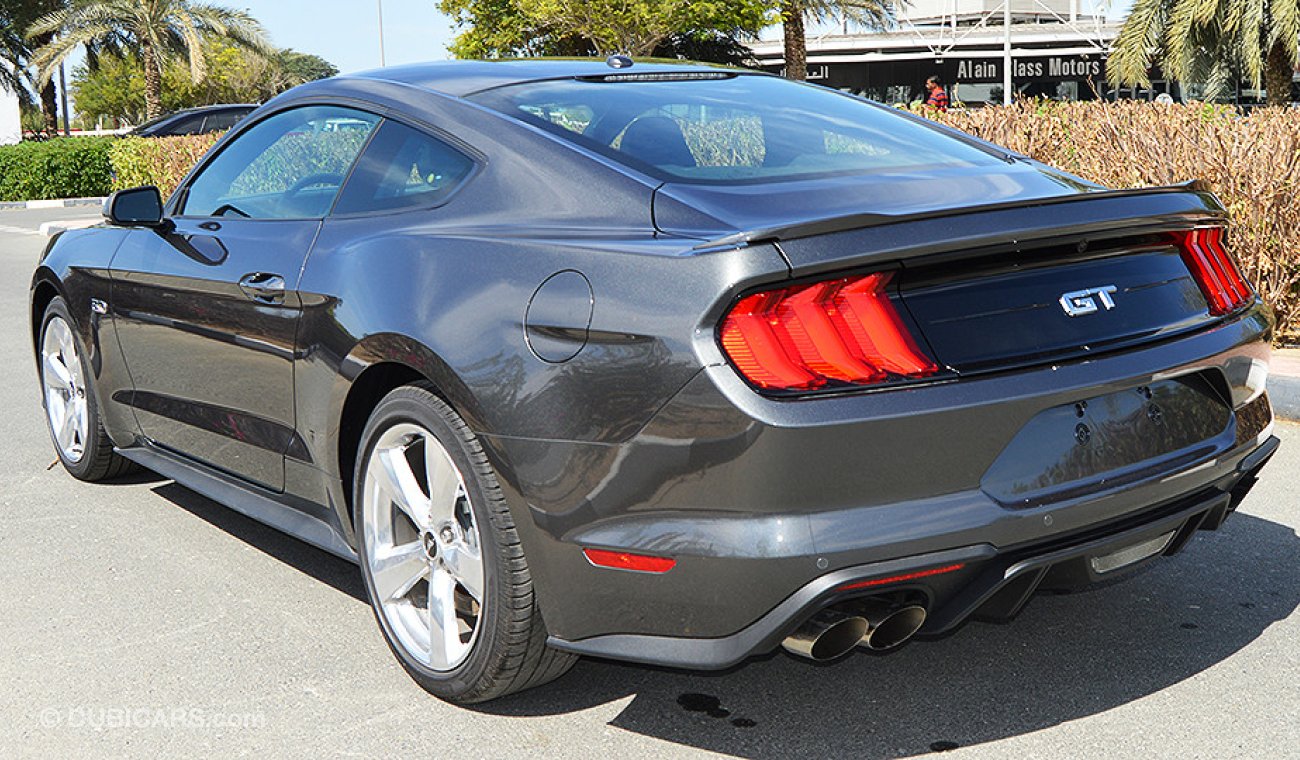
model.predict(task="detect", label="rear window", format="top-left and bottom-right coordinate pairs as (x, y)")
top-left (470, 73), bottom-right (1002, 184)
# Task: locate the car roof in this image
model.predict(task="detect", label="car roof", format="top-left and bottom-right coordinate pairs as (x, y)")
top-left (337, 59), bottom-right (749, 98)
top-left (154, 105), bottom-right (256, 122)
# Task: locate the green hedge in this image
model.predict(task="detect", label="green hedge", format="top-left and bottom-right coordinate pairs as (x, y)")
top-left (0, 138), bottom-right (115, 201)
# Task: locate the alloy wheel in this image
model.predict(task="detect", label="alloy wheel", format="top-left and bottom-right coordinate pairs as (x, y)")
top-left (41, 316), bottom-right (88, 464)
top-left (361, 423), bottom-right (485, 671)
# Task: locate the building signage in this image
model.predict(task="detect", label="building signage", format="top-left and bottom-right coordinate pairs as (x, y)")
top-left (953, 56), bottom-right (1103, 82)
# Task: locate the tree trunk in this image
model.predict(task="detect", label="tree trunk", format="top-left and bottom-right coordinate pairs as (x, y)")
top-left (141, 38), bottom-right (163, 119)
top-left (782, 1), bottom-right (807, 81)
top-left (31, 32), bottom-right (58, 132)
top-left (40, 81), bottom-right (58, 133)
top-left (1265, 40), bottom-right (1294, 107)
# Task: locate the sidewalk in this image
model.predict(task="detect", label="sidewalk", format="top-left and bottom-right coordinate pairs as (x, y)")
top-left (1270, 348), bottom-right (1300, 422)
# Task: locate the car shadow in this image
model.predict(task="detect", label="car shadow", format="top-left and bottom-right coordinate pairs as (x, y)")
top-left (104, 469), bottom-right (168, 486)
top-left (147, 480), bottom-right (1299, 758)
top-left (481, 512), bottom-right (1300, 758)
top-left (150, 482), bottom-right (366, 603)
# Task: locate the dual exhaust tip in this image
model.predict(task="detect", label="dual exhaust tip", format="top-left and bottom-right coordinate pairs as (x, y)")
top-left (782, 599), bottom-right (927, 661)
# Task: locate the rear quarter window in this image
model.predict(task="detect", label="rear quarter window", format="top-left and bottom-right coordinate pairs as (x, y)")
top-left (331, 120), bottom-right (476, 215)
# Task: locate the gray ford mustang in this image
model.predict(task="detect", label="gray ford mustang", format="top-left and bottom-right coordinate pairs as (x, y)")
top-left (31, 59), bottom-right (1277, 703)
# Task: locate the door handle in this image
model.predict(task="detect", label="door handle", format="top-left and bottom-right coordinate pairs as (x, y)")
top-left (238, 272), bottom-right (286, 304)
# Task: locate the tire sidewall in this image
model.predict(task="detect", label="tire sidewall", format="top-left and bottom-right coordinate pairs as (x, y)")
top-left (40, 297), bottom-right (103, 480)
top-left (353, 388), bottom-right (507, 700)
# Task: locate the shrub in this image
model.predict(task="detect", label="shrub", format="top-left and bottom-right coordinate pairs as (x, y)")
top-left (922, 101), bottom-right (1300, 341)
top-left (0, 138), bottom-right (114, 201)
top-left (109, 133), bottom-right (224, 200)
top-left (90, 103), bottom-right (1300, 341)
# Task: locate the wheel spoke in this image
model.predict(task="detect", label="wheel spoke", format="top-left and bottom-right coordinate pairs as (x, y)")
top-left (424, 435), bottom-right (461, 523)
top-left (62, 345), bottom-right (82, 388)
top-left (376, 446), bottom-right (431, 528)
top-left (52, 401), bottom-right (73, 452)
top-left (43, 354), bottom-right (72, 390)
top-left (426, 567), bottom-right (461, 670)
top-left (68, 397), bottom-right (87, 445)
top-left (49, 318), bottom-right (70, 351)
top-left (443, 543), bottom-right (485, 603)
top-left (370, 541), bottom-right (428, 602)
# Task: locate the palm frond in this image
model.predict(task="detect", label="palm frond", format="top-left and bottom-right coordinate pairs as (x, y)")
top-left (1109, 0), bottom-right (1167, 87)
top-left (801, 0), bottom-right (899, 31)
top-left (1270, 0), bottom-right (1300, 62)
top-left (30, 21), bottom-right (120, 86)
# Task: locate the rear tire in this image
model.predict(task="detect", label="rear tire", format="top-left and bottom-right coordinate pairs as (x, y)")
top-left (354, 384), bottom-right (575, 703)
top-left (39, 297), bottom-right (136, 482)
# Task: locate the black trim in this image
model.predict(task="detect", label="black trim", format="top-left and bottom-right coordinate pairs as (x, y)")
top-left (547, 545), bottom-right (994, 670)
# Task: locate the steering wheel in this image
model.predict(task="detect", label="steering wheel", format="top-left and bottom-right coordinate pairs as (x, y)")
top-left (283, 172), bottom-right (345, 199)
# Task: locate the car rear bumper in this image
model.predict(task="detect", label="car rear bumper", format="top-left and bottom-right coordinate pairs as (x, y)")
top-left (481, 307), bottom-right (1276, 666)
top-left (546, 434), bottom-right (1277, 669)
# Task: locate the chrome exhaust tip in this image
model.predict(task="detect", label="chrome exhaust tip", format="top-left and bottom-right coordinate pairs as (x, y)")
top-left (781, 609), bottom-right (869, 661)
top-left (849, 599), bottom-right (928, 651)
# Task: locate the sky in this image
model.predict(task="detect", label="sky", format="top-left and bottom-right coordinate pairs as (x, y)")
top-left (73, 0), bottom-right (1135, 77)
top-left (231, 0), bottom-right (1132, 68)
top-left (231, 0), bottom-right (457, 75)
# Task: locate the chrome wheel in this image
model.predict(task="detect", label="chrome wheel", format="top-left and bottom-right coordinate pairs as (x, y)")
top-left (362, 423), bottom-right (485, 671)
top-left (41, 315), bottom-right (88, 463)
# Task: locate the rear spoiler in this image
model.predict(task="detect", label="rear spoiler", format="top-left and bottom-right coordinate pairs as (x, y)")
top-left (695, 180), bottom-right (1219, 250)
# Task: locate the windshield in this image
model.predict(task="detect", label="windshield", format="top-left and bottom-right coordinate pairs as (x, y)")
top-left (470, 73), bottom-right (1003, 184)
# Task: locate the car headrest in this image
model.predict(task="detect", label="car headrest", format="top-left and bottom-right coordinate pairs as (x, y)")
top-left (618, 116), bottom-right (697, 169)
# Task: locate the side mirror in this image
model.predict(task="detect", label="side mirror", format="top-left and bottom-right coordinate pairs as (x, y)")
top-left (103, 186), bottom-right (165, 227)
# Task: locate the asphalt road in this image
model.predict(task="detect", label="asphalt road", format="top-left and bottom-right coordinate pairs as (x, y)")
top-left (1, 207), bottom-right (1298, 759)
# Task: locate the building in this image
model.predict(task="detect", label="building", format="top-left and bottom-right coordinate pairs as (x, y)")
top-left (0, 73), bottom-right (21, 144)
top-left (750, 0), bottom-right (1273, 106)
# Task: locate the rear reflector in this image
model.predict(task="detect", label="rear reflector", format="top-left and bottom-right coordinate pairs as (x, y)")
top-left (1177, 227), bottom-right (1252, 316)
top-left (719, 271), bottom-right (939, 392)
top-left (834, 563), bottom-right (966, 592)
top-left (583, 548), bottom-right (676, 573)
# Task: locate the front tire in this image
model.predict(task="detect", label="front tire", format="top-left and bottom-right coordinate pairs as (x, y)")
top-left (354, 385), bottom-right (575, 703)
top-left (39, 297), bottom-right (135, 481)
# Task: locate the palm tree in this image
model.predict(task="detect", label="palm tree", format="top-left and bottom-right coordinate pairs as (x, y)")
top-left (0, 15), bottom-right (31, 99)
top-left (28, 0), bottom-right (272, 120)
top-left (1110, 0), bottom-right (1300, 106)
top-left (780, 0), bottom-right (898, 81)
top-left (2, 1), bottom-right (66, 133)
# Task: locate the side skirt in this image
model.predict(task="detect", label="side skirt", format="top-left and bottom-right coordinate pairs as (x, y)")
top-left (117, 443), bottom-right (359, 563)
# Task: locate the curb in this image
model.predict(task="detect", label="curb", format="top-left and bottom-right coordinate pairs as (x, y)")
top-left (39, 219), bottom-right (100, 236)
top-left (0, 197), bottom-right (106, 210)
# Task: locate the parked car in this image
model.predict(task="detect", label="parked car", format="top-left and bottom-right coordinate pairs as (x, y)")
top-left (127, 104), bottom-right (256, 137)
top-left (31, 59), bottom-right (1278, 704)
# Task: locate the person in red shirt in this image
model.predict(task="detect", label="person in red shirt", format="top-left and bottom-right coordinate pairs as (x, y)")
top-left (925, 75), bottom-right (949, 111)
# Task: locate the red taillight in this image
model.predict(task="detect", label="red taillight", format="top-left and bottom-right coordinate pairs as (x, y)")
top-left (719, 271), bottom-right (938, 392)
top-left (583, 548), bottom-right (676, 573)
top-left (1177, 227), bottom-right (1252, 316)
top-left (834, 563), bottom-right (967, 592)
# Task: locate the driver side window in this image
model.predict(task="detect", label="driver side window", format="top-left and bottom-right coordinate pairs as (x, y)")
top-left (182, 106), bottom-right (379, 219)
